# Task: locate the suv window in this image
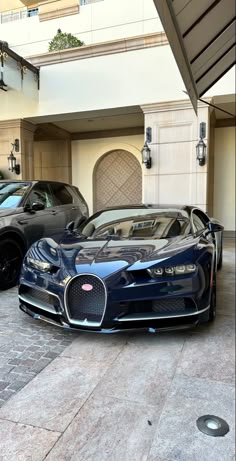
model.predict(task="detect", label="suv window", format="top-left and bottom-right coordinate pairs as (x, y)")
top-left (71, 186), bottom-right (88, 214)
top-left (50, 183), bottom-right (74, 205)
top-left (0, 182), bottom-right (30, 208)
top-left (26, 183), bottom-right (54, 208)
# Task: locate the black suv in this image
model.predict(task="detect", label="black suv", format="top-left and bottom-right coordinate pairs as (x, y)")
top-left (0, 180), bottom-right (88, 290)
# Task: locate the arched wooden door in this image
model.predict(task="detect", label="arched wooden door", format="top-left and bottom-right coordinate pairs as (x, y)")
top-left (94, 150), bottom-right (142, 211)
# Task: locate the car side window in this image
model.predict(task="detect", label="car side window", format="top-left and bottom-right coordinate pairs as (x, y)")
top-left (26, 183), bottom-right (54, 208)
top-left (50, 183), bottom-right (74, 206)
top-left (192, 212), bottom-right (206, 233)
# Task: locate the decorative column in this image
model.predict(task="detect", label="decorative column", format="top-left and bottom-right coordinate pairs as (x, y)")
top-left (0, 119), bottom-right (36, 180)
top-left (141, 99), bottom-right (211, 212)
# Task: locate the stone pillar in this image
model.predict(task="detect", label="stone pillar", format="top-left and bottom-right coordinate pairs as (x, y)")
top-left (34, 140), bottom-right (72, 183)
top-left (141, 99), bottom-right (211, 212)
top-left (0, 119), bottom-right (36, 180)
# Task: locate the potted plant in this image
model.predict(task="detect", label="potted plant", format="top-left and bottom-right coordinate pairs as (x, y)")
top-left (49, 29), bottom-right (84, 51)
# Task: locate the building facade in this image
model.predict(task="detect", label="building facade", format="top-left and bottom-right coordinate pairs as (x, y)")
top-left (0, 0), bottom-right (235, 231)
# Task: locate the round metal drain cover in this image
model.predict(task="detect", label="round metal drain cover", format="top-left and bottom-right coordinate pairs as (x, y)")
top-left (196, 415), bottom-right (230, 437)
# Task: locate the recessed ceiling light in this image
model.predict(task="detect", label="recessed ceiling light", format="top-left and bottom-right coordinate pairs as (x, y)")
top-left (196, 415), bottom-right (230, 437)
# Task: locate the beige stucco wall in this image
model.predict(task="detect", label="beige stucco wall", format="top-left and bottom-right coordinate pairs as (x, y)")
top-left (0, 0), bottom-right (24, 12)
top-left (213, 127), bottom-right (235, 231)
top-left (71, 135), bottom-right (144, 214)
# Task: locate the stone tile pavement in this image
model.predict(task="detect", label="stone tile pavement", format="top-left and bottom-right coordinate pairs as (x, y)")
top-left (0, 239), bottom-right (234, 461)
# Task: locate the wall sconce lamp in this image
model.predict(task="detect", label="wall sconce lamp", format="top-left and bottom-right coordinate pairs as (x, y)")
top-left (8, 139), bottom-right (21, 175)
top-left (196, 122), bottom-right (207, 166)
top-left (141, 141), bottom-right (152, 169)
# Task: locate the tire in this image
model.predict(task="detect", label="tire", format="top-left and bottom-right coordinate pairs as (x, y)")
top-left (217, 238), bottom-right (223, 270)
top-left (208, 277), bottom-right (216, 322)
top-left (0, 239), bottom-right (23, 290)
top-left (199, 276), bottom-right (216, 324)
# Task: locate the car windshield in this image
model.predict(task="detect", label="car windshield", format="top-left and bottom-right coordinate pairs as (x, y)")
top-left (79, 208), bottom-right (190, 239)
top-left (0, 182), bottom-right (31, 208)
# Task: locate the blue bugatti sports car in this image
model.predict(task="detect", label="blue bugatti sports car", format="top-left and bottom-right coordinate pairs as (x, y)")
top-left (19, 205), bottom-right (224, 333)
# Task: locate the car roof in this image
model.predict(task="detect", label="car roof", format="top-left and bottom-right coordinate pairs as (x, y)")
top-left (101, 204), bottom-right (193, 213)
top-left (0, 179), bottom-right (73, 187)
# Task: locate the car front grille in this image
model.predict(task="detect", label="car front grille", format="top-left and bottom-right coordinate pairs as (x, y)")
top-left (65, 274), bottom-right (107, 325)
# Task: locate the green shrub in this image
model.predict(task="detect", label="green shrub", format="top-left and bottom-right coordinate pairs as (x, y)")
top-left (0, 171), bottom-right (4, 180)
top-left (49, 29), bottom-right (84, 52)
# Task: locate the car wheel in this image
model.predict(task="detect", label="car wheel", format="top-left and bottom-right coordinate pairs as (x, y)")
top-left (217, 238), bottom-right (223, 270)
top-left (0, 239), bottom-right (23, 290)
top-left (199, 276), bottom-right (216, 324)
top-left (208, 277), bottom-right (217, 322)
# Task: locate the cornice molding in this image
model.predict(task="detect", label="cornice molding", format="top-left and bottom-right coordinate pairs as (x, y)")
top-left (71, 126), bottom-right (144, 141)
top-left (141, 97), bottom-right (212, 114)
top-left (0, 119), bottom-right (36, 132)
top-left (28, 32), bottom-right (168, 67)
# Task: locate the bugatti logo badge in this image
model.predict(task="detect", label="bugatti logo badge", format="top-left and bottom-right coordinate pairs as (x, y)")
top-left (81, 283), bottom-right (93, 291)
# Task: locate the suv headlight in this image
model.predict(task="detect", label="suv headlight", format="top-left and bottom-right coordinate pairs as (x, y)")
top-left (147, 264), bottom-right (196, 278)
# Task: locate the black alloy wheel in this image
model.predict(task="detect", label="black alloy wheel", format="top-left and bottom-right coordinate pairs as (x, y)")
top-left (0, 239), bottom-right (23, 290)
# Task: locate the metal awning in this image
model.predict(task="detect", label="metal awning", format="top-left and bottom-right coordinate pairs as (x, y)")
top-left (153, 0), bottom-right (236, 113)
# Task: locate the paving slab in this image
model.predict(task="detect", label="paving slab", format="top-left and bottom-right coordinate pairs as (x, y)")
top-left (61, 331), bottom-right (127, 362)
top-left (147, 376), bottom-right (235, 461)
top-left (176, 315), bottom-right (235, 384)
top-left (45, 394), bottom-right (159, 461)
top-left (95, 337), bottom-right (186, 407)
top-left (0, 356), bottom-right (111, 432)
top-left (0, 419), bottom-right (60, 461)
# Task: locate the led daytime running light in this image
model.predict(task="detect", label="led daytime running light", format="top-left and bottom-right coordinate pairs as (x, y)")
top-left (148, 264), bottom-right (196, 277)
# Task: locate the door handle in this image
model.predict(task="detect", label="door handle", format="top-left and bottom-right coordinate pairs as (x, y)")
top-left (18, 220), bottom-right (28, 225)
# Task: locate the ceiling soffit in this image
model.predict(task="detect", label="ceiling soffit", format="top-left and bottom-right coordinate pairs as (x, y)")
top-left (153, 0), bottom-right (236, 113)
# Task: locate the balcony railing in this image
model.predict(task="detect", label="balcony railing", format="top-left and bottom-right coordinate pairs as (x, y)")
top-left (0, 7), bottom-right (38, 24)
top-left (80, 0), bottom-right (104, 5)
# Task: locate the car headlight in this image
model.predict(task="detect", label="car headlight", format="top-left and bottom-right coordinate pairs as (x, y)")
top-left (147, 264), bottom-right (196, 278)
top-left (25, 257), bottom-right (56, 273)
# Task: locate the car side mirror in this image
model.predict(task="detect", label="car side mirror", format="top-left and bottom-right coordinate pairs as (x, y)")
top-left (65, 221), bottom-right (75, 232)
top-left (206, 221), bottom-right (224, 236)
top-left (74, 215), bottom-right (88, 230)
top-left (31, 201), bottom-right (45, 211)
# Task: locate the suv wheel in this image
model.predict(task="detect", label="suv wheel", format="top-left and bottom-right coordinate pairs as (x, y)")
top-left (0, 239), bottom-right (23, 290)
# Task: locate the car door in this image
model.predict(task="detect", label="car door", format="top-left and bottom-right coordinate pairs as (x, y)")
top-left (49, 182), bottom-right (88, 228)
top-left (20, 182), bottom-right (63, 247)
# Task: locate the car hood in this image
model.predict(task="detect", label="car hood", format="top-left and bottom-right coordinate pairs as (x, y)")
top-left (0, 207), bottom-right (22, 218)
top-left (56, 234), bottom-right (196, 278)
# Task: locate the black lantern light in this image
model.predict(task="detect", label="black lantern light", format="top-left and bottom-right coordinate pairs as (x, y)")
top-left (8, 139), bottom-right (20, 175)
top-left (196, 122), bottom-right (207, 166)
top-left (141, 141), bottom-right (152, 169)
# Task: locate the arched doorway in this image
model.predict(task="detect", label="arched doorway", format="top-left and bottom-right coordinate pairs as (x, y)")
top-left (94, 149), bottom-right (142, 211)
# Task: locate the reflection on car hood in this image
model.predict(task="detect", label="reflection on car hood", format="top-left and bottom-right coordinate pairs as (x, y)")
top-left (0, 207), bottom-right (22, 218)
top-left (57, 234), bottom-right (196, 277)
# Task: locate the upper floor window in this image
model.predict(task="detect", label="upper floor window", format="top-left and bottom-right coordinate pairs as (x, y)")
top-left (0, 7), bottom-right (38, 24)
